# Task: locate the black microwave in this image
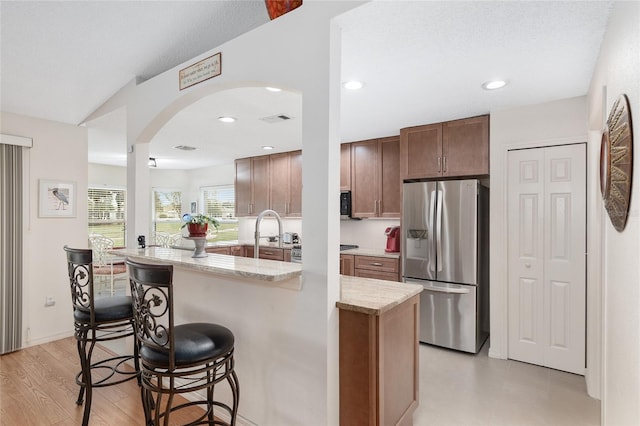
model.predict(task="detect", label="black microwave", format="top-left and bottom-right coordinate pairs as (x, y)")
top-left (340, 191), bottom-right (352, 219)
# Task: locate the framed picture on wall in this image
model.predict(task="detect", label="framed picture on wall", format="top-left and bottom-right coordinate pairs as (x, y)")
top-left (39, 179), bottom-right (76, 218)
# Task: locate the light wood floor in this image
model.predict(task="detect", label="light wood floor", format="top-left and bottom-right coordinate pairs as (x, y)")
top-left (0, 337), bottom-right (205, 426)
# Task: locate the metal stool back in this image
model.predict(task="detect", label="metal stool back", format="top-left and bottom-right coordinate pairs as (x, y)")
top-left (63, 246), bottom-right (140, 426)
top-left (126, 259), bottom-right (239, 425)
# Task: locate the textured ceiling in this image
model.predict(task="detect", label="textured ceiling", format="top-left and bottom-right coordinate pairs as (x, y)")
top-left (1, 1), bottom-right (614, 169)
top-left (0, 1), bottom-right (269, 125)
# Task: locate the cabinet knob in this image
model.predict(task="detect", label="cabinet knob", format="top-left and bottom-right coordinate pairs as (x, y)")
top-left (525, 263), bottom-right (531, 268)
top-left (443, 156), bottom-right (447, 173)
top-left (437, 157), bottom-right (442, 172)
top-left (370, 262), bottom-right (383, 267)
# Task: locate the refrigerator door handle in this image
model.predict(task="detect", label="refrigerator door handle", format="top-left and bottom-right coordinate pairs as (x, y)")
top-left (428, 190), bottom-right (437, 272)
top-left (436, 189), bottom-right (443, 272)
top-left (422, 284), bottom-right (471, 294)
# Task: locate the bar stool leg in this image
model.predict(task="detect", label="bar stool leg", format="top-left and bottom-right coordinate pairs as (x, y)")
top-left (229, 369), bottom-right (240, 426)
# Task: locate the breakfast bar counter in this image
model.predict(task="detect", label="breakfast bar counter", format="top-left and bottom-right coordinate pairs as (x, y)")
top-left (109, 246), bottom-right (302, 288)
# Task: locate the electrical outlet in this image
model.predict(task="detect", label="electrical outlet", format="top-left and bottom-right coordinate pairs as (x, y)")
top-left (45, 296), bottom-right (55, 307)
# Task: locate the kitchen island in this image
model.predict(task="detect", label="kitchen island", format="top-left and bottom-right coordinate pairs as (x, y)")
top-left (108, 247), bottom-right (421, 425)
top-left (338, 276), bottom-right (422, 426)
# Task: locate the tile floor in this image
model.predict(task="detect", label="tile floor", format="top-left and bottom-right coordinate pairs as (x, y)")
top-left (104, 280), bottom-right (600, 425)
top-left (413, 341), bottom-right (601, 425)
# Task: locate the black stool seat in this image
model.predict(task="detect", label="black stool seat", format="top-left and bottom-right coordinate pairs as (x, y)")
top-left (73, 295), bottom-right (133, 323)
top-left (140, 323), bottom-right (234, 367)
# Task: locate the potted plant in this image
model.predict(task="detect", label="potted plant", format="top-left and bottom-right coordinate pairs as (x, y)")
top-left (181, 214), bottom-right (219, 237)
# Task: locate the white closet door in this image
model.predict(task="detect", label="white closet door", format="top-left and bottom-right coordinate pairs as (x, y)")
top-left (508, 144), bottom-right (586, 375)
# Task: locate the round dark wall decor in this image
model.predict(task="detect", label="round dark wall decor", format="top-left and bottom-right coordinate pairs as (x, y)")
top-left (600, 94), bottom-right (633, 232)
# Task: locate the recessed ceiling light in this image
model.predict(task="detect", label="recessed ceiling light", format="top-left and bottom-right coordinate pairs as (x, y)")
top-left (482, 80), bottom-right (507, 90)
top-left (265, 86), bottom-right (281, 92)
top-left (343, 80), bottom-right (363, 90)
top-left (218, 116), bottom-right (237, 123)
top-left (262, 146), bottom-right (274, 150)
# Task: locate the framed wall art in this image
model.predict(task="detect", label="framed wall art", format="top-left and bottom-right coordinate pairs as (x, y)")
top-left (39, 179), bottom-right (76, 218)
top-left (600, 94), bottom-right (634, 232)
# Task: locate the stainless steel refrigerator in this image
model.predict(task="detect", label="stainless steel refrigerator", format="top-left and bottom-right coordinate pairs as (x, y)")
top-left (402, 179), bottom-right (489, 353)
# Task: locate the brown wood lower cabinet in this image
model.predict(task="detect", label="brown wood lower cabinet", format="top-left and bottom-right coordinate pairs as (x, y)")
top-left (340, 254), bottom-right (355, 276)
top-left (354, 255), bottom-right (401, 282)
top-left (244, 246), bottom-right (284, 261)
top-left (205, 247), bottom-right (230, 255)
top-left (339, 295), bottom-right (420, 426)
top-left (229, 246), bottom-right (244, 257)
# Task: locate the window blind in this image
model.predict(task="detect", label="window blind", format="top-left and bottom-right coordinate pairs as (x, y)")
top-left (88, 187), bottom-right (126, 246)
top-left (202, 185), bottom-right (238, 241)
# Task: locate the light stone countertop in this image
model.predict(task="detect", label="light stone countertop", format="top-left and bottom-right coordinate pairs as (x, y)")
top-left (339, 247), bottom-right (400, 259)
top-left (171, 239), bottom-right (298, 251)
top-left (110, 248), bottom-right (417, 311)
top-left (109, 247), bottom-right (302, 285)
top-left (337, 275), bottom-right (422, 315)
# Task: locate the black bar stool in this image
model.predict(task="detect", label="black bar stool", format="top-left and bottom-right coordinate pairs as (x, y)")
top-left (126, 259), bottom-right (239, 426)
top-left (63, 246), bottom-right (140, 426)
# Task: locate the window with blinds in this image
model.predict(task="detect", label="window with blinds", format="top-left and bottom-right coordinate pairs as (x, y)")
top-left (202, 185), bottom-right (238, 241)
top-left (153, 189), bottom-right (183, 237)
top-left (88, 187), bottom-right (126, 246)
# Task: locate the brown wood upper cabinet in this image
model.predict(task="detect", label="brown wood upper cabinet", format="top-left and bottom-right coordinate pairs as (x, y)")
top-left (269, 150), bottom-right (302, 217)
top-left (400, 115), bottom-right (489, 180)
top-left (236, 151), bottom-right (301, 217)
top-left (340, 143), bottom-right (351, 191)
top-left (350, 136), bottom-right (401, 218)
top-left (235, 155), bottom-right (270, 217)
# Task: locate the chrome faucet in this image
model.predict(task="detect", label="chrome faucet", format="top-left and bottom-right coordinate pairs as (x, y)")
top-left (254, 209), bottom-right (282, 259)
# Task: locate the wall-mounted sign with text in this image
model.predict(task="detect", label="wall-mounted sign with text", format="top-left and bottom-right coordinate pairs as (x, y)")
top-left (179, 52), bottom-right (221, 91)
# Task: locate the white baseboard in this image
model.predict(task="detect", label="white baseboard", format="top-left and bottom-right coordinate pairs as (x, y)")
top-left (22, 329), bottom-right (74, 348)
top-left (488, 346), bottom-right (507, 360)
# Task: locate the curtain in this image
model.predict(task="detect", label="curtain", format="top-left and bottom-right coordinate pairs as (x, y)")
top-left (0, 143), bottom-right (23, 354)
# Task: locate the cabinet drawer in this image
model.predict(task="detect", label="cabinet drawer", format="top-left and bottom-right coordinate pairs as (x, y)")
top-left (354, 269), bottom-right (400, 282)
top-left (205, 247), bottom-right (230, 255)
top-left (354, 256), bottom-right (399, 273)
top-left (258, 248), bottom-right (284, 261)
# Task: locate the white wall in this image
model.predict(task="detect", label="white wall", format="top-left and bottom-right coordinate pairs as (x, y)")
top-left (1, 112), bottom-right (88, 346)
top-left (340, 218), bottom-right (400, 249)
top-left (84, 3), bottom-right (361, 424)
top-left (587, 2), bottom-right (640, 423)
top-left (488, 96), bottom-right (588, 362)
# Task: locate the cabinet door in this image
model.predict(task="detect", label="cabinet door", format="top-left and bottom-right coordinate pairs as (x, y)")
top-left (229, 246), bottom-right (244, 257)
top-left (442, 115), bottom-right (489, 177)
top-left (235, 158), bottom-right (252, 217)
top-left (340, 254), bottom-right (355, 276)
top-left (379, 136), bottom-right (401, 218)
top-left (400, 123), bottom-right (443, 180)
top-left (288, 150), bottom-right (303, 217)
top-left (252, 155), bottom-right (270, 215)
top-left (284, 249), bottom-right (292, 263)
top-left (269, 152), bottom-right (290, 216)
top-left (351, 139), bottom-right (378, 218)
top-left (340, 143), bottom-right (351, 191)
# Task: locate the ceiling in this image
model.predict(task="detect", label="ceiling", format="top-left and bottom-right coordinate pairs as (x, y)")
top-left (1, 1), bottom-right (613, 170)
